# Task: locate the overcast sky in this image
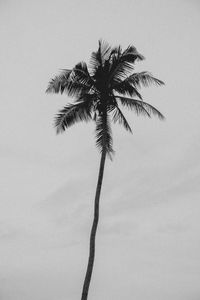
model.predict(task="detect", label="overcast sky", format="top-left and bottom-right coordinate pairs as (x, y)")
top-left (1, 0), bottom-right (200, 299)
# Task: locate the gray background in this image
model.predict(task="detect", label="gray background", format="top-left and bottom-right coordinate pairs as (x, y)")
top-left (0, 0), bottom-right (200, 299)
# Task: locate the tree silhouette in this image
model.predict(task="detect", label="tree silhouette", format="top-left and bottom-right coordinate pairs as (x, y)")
top-left (46, 40), bottom-right (164, 300)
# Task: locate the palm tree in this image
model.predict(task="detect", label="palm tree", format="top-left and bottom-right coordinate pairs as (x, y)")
top-left (46, 40), bottom-right (164, 300)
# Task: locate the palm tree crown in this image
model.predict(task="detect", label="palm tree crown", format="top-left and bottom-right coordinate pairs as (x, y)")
top-left (46, 40), bottom-right (164, 157)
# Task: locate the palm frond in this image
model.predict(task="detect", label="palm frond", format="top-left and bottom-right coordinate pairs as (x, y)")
top-left (46, 63), bottom-right (95, 97)
top-left (55, 101), bottom-right (92, 134)
top-left (108, 45), bottom-right (145, 84)
top-left (108, 45), bottom-right (121, 62)
top-left (121, 45), bottom-right (145, 62)
top-left (117, 96), bottom-right (165, 120)
top-left (46, 69), bottom-right (72, 94)
top-left (123, 72), bottom-right (165, 89)
top-left (90, 39), bottom-right (111, 72)
top-left (95, 113), bottom-right (114, 157)
top-left (112, 106), bottom-right (132, 133)
top-left (72, 62), bottom-right (95, 87)
top-left (113, 80), bottom-right (142, 99)
top-left (65, 62), bottom-right (96, 97)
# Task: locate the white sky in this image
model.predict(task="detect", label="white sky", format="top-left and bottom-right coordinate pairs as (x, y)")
top-left (0, 0), bottom-right (200, 299)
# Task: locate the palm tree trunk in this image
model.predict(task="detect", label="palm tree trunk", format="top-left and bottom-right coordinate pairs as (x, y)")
top-left (81, 147), bottom-right (107, 300)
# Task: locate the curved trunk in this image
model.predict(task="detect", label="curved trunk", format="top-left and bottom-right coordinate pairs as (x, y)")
top-left (81, 147), bottom-right (107, 300)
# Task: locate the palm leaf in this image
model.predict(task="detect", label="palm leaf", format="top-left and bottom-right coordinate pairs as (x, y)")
top-left (120, 45), bottom-right (145, 63)
top-left (72, 62), bottom-right (95, 87)
top-left (113, 80), bottom-right (142, 99)
top-left (108, 45), bottom-right (145, 84)
top-left (46, 63), bottom-right (95, 97)
top-left (112, 105), bottom-right (132, 133)
top-left (123, 71), bottom-right (165, 89)
top-left (55, 101), bottom-right (92, 134)
top-left (46, 69), bottom-right (72, 94)
top-left (95, 113), bottom-right (114, 156)
top-left (90, 39), bottom-right (111, 72)
top-left (117, 96), bottom-right (165, 120)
